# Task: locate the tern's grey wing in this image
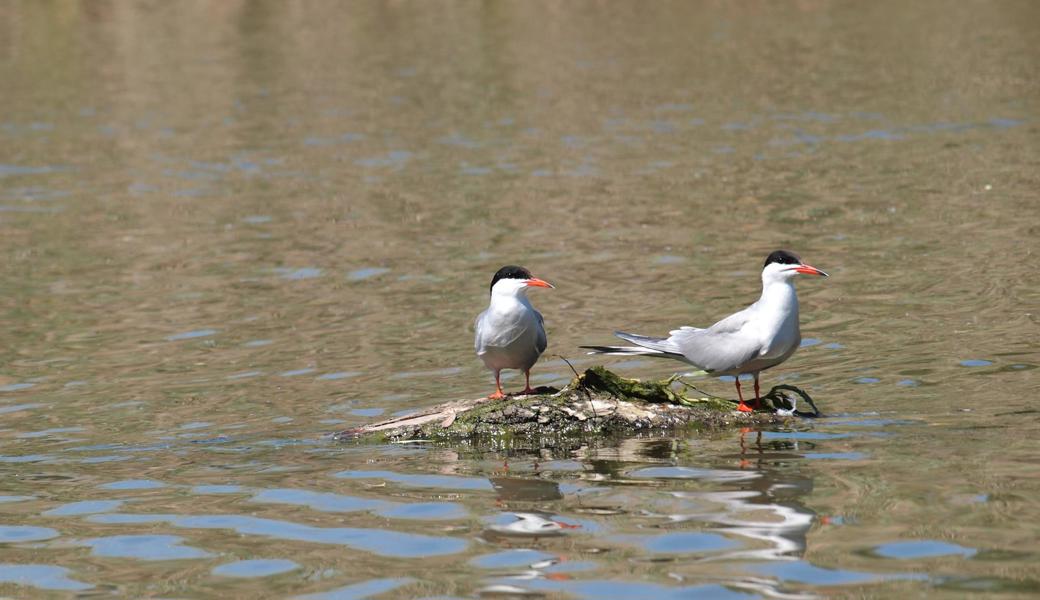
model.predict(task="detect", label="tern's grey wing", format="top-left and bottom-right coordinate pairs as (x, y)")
top-left (475, 306), bottom-right (539, 352)
top-left (474, 310), bottom-right (490, 353)
top-left (534, 309), bottom-right (547, 355)
top-left (613, 331), bottom-right (683, 355)
top-left (668, 327), bottom-right (763, 374)
top-left (704, 305), bottom-right (755, 334)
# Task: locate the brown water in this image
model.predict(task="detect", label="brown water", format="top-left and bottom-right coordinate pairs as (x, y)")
top-left (2, 1), bottom-right (1039, 598)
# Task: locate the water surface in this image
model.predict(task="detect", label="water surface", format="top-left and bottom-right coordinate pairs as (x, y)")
top-left (1, 1), bottom-right (1038, 598)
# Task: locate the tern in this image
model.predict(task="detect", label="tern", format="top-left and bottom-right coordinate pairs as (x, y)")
top-left (475, 265), bottom-right (554, 399)
top-left (581, 250), bottom-right (827, 412)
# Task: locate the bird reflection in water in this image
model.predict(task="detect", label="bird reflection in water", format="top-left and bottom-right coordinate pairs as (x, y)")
top-left (605, 434), bottom-right (819, 563)
top-left (485, 477), bottom-right (579, 542)
top-left (484, 511), bottom-right (580, 542)
top-left (684, 428), bottom-right (818, 562)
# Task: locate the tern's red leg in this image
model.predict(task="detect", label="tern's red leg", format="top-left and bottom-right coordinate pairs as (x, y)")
top-left (752, 374), bottom-right (761, 410)
top-left (488, 370), bottom-right (505, 400)
top-left (521, 370), bottom-right (536, 395)
top-left (735, 378), bottom-right (753, 412)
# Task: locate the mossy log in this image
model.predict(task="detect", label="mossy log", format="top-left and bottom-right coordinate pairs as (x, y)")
top-left (335, 367), bottom-right (819, 444)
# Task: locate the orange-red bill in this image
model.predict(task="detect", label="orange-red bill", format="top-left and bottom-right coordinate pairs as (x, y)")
top-left (794, 264), bottom-right (828, 277)
top-left (524, 278), bottom-right (555, 288)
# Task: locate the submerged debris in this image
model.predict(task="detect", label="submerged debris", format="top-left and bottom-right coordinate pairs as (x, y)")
top-left (335, 367), bottom-right (813, 444)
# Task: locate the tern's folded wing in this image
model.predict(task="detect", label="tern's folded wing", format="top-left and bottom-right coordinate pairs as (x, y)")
top-left (475, 310), bottom-right (489, 353)
top-left (668, 327), bottom-right (762, 374)
top-left (705, 306), bottom-right (754, 334)
top-left (534, 310), bottom-right (547, 355)
top-left (475, 308), bottom-right (539, 353)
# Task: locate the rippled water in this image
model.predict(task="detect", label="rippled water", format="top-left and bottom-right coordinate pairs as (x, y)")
top-left (1, 1), bottom-right (1039, 598)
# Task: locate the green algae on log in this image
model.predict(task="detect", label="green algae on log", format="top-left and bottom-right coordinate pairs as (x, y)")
top-left (335, 367), bottom-right (817, 443)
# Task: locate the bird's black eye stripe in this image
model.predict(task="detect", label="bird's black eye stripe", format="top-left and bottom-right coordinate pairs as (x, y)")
top-left (490, 265), bottom-right (533, 293)
top-left (764, 250), bottom-right (801, 268)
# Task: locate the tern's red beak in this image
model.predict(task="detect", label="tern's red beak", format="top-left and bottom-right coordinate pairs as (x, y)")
top-left (794, 264), bottom-right (828, 277)
top-left (524, 278), bottom-right (555, 289)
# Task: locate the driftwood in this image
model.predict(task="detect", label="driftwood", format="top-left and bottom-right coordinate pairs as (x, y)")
top-left (334, 367), bottom-right (819, 444)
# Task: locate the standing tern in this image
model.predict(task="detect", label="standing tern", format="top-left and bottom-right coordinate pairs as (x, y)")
top-left (475, 265), bottom-right (554, 399)
top-left (581, 250), bottom-right (827, 412)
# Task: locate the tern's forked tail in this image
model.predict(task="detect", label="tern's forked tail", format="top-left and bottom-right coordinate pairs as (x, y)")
top-left (579, 345), bottom-right (688, 363)
top-left (580, 344), bottom-right (666, 356)
top-left (581, 330), bottom-right (685, 359)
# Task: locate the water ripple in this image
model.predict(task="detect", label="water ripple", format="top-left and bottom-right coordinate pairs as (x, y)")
top-left (0, 526), bottom-right (60, 543)
top-left (0, 564), bottom-right (91, 591)
top-left (43, 500), bottom-right (124, 517)
top-left (335, 470), bottom-right (494, 491)
top-left (873, 540), bottom-right (977, 559)
top-left (294, 578), bottom-right (414, 600)
top-left (83, 534), bottom-right (213, 561)
top-left (213, 558), bottom-right (300, 578)
top-left (87, 513), bottom-right (467, 557)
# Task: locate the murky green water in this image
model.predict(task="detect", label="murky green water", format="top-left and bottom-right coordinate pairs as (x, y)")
top-left (2, 1), bottom-right (1039, 598)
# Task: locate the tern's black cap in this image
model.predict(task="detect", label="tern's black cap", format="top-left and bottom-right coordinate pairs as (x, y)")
top-left (763, 250), bottom-right (802, 268)
top-left (490, 265), bottom-right (533, 294)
